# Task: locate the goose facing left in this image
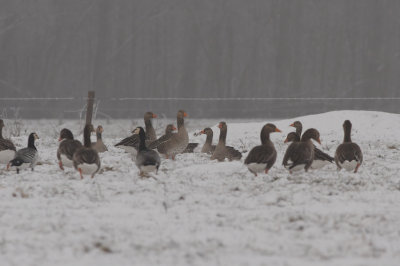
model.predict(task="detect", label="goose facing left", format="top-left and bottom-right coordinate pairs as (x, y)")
top-left (57, 128), bottom-right (83, 170)
top-left (0, 119), bottom-right (16, 164)
top-left (8, 132), bottom-right (39, 174)
top-left (73, 124), bottom-right (101, 179)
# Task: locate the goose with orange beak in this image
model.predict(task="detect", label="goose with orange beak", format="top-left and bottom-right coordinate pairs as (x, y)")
top-left (199, 127), bottom-right (216, 154)
top-left (282, 128), bottom-right (321, 173)
top-left (245, 123), bottom-right (281, 176)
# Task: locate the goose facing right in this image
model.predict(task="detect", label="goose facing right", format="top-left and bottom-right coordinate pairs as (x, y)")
top-left (0, 119), bottom-right (16, 164)
top-left (132, 127), bottom-right (161, 177)
top-left (245, 123), bottom-right (281, 176)
top-left (8, 132), bottom-right (39, 174)
top-left (335, 120), bottom-right (363, 173)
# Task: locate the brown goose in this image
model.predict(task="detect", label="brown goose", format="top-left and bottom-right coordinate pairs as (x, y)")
top-left (245, 123), bottom-right (281, 176)
top-left (115, 112), bottom-right (157, 153)
top-left (147, 124), bottom-right (176, 156)
top-left (92, 125), bottom-right (108, 153)
top-left (73, 124), bottom-right (101, 179)
top-left (335, 120), bottom-right (363, 173)
top-left (289, 121), bottom-right (334, 168)
top-left (282, 128), bottom-right (321, 173)
top-left (157, 110), bottom-right (189, 160)
top-left (211, 122), bottom-right (242, 162)
top-left (57, 128), bottom-right (83, 170)
top-left (199, 127), bottom-right (216, 154)
top-left (0, 119), bottom-right (16, 164)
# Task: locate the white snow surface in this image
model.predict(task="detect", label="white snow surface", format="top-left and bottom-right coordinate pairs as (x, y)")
top-left (0, 110), bottom-right (400, 266)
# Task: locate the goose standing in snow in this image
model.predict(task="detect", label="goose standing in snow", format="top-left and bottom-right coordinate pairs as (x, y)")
top-left (211, 122), bottom-right (242, 162)
top-left (282, 128), bottom-right (321, 173)
top-left (73, 124), bottom-right (101, 179)
top-left (92, 125), bottom-right (108, 153)
top-left (0, 119), bottom-right (16, 164)
top-left (289, 121), bottom-right (334, 169)
top-left (335, 120), bottom-right (363, 173)
top-left (132, 127), bottom-right (161, 177)
top-left (115, 112), bottom-right (157, 154)
top-left (8, 132), bottom-right (39, 174)
top-left (199, 127), bottom-right (216, 154)
top-left (57, 128), bottom-right (83, 170)
top-left (147, 124), bottom-right (176, 156)
top-left (245, 123), bottom-right (281, 176)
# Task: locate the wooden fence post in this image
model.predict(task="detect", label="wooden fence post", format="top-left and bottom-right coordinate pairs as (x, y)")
top-left (85, 91), bottom-right (95, 125)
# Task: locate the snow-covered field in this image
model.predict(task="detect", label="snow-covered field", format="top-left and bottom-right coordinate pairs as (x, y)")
top-left (1, 110), bottom-right (400, 266)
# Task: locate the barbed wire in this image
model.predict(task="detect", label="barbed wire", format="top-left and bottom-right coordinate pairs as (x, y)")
top-left (0, 97), bottom-right (400, 101)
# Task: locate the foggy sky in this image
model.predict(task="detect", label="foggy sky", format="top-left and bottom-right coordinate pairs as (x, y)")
top-left (0, 0), bottom-right (399, 118)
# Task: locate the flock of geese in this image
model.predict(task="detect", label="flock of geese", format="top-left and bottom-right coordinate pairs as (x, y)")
top-left (0, 110), bottom-right (363, 178)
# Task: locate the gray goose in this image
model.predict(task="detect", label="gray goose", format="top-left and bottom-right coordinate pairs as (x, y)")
top-left (8, 132), bottom-right (39, 174)
top-left (244, 124), bottom-right (282, 176)
top-left (57, 128), bottom-right (83, 170)
top-left (245, 123), bottom-right (281, 176)
top-left (156, 110), bottom-right (189, 160)
top-left (147, 124), bottom-right (176, 155)
top-left (199, 127), bottom-right (216, 154)
top-left (115, 112), bottom-right (157, 153)
top-left (0, 119), bottom-right (16, 164)
top-left (133, 127), bottom-right (161, 177)
top-left (289, 121), bottom-right (334, 168)
top-left (282, 128), bottom-right (321, 173)
top-left (92, 125), bottom-right (108, 153)
top-left (211, 122), bottom-right (242, 162)
top-left (335, 120), bottom-right (363, 173)
top-left (73, 124), bottom-right (101, 179)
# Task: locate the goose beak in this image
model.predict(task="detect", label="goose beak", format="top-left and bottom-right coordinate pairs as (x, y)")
top-left (183, 112), bottom-right (188, 117)
top-left (172, 126), bottom-right (177, 131)
top-left (152, 114), bottom-right (157, 118)
top-left (275, 128), bottom-right (282, 133)
top-left (218, 124), bottom-right (222, 129)
top-left (284, 138), bottom-right (288, 143)
top-left (58, 137), bottom-right (62, 142)
top-left (317, 138), bottom-right (321, 145)
top-left (200, 130), bottom-right (205, 134)
top-left (289, 123), bottom-right (294, 127)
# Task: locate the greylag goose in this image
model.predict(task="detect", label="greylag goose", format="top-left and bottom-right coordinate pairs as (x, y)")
top-left (199, 127), bottom-right (216, 154)
top-left (289, 121), bottom-right (334, 168)
top-left (73, 124), bottom-right (101, 179)
top-left (154, 110), bottom-right (189, 160)
top-left (245, 123), bottom-right (281, 176)
top-left (147, 124), bottom-right (176, 155)
top-left (57, 128), bottom-right (83, 170)
top-left (211, 122), bottom-right (242, 161)
top-left (335, 120), bottom-right (363, 173)
top-left (282, 128), bottom-right (321, 173)
top-left (0, 119), bottom-right (16, 164)
top-left (8, 132), bottom-right (39, 174)
top-left (115, 112), bottom-right (157, 153)
top-left (92, 125), bottom-right (108, 153)
top-left (132, 127), bottom-right (161, 177)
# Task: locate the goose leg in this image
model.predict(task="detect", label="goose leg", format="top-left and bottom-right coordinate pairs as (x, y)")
top-left (59, 161), bottom-right (64, 171)
top-left (264, 169), bottom-right (269, 175)
top-left (16, 168), bottom-right (19, 174)
top-left (78, 168), bottom-right (83, 179)
top-left (354, 163), bottom-right (361, 173)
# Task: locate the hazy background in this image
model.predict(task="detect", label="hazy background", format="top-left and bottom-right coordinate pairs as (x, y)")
top-left (1, 0), bottom-right (399, 118)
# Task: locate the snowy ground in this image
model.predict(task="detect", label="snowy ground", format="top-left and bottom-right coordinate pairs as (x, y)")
top-left (0, 110), bottom-right (400, 266)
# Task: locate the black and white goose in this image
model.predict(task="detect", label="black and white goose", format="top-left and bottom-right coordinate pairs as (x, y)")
top-left (73, 124), bottom-right (101, 179)
top-left (289, 121), bottom-right (334, 169)
top-left (335, 120), bottom-right (363, 173)
top-left (245, 123), bottom-right (281, 176)
top-left (282, 128), bottom-right (321, 173)
top-left (8, 132), bottom-right (39, 174)
top-left (57, 128), bottom-right (83, 170)
top-left (115, 112), bottom-right (157, 154)
top-left (132, 127), bottom-right (161, 177)
top-left (0, 119), bottom-right (16, 164)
